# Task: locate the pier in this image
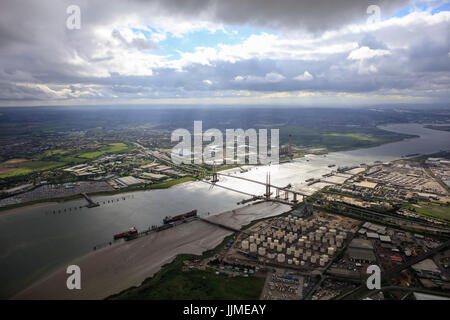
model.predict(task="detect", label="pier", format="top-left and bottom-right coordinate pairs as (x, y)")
top-left (81, 192), bottom-right (99, 208)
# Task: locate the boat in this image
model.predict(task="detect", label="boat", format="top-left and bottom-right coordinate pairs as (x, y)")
top-left (328, 164), bottom-right (336, 168)
top-left (163, 209), bottom-right (197, 224)
top-left (114, 227), bottom-right (138, 240)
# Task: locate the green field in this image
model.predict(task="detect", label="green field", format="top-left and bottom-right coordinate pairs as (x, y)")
top-left (78, 143), bottom-right (129, 159)
top-left (403, 202), bottom-right (450, 222)
top-left (112, 255), bottom-right (265, 300)
top-left (36, 142), bottom-right (131, 164)
top-left (0, 161), bottom-right (65, 178)
top-left (280, 126), bottom-right (409, 152)
top-left (146, 176), bottom-right (196, 189)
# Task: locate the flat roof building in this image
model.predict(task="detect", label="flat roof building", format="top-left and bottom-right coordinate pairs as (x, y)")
top-left (115, 176), bottom-right (145, 188)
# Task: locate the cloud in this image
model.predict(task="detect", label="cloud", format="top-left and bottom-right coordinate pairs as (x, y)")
top-left (293, 71), bottom-right (314, 81)
top-left (347, 46), bottom-right (391, 60)
top-left (234, 72), bottom-right (285, 83)
top-left (0, 0), bottom-right (448, 105)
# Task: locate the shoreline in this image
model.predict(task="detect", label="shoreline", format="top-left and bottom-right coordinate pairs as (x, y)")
top-left (0, 176), bottom-right (196, 214)
top-left (14, 201), bottom-right (291, 300)
top-left (0, 123), bottom-right (420, 214)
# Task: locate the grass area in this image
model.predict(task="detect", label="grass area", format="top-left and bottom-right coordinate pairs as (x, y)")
top-left (0, 161), bottom-right (65, 178)
top-left (403, 202), bottom-right (450, 222)
top-left (113, 261), bottom-right (265, 300)
top-left (32, 142), bottom-right (132, 165)
top-left (146, 177), bottom-right (196, 189)
top-left (78, 143), bottom-right (129, 159)
top-left (280, 126), bottom-right (410, 152)
top-left (37, 149), bottom-right (69, 158)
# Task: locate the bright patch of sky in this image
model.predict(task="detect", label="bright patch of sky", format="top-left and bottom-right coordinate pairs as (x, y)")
top-left (133, 26), bottom-right (278, 60)
top-left (392, 0), bottom-right (450, 18)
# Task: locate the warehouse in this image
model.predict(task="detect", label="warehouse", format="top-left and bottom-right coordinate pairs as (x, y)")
top-left (347, 248), bottom-right (376, 264)
top-left (349, 238), bottom-right (374, 250)
top-left (115, 176), bottom-right (145, 188)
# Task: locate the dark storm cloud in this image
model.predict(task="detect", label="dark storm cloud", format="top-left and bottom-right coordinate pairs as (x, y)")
top-left (0, 0), bottom-right (448, 104)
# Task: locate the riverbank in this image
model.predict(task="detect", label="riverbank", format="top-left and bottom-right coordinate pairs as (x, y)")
top-left (0, 176), bottom-right (196, 213)
top-left (14, 201), bottom-right (290, 300)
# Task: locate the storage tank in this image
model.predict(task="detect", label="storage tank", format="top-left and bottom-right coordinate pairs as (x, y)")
top-left (277, 254), bottom-right (285, 263)
top-left (301, 261), bottom-right (305, 266)
top-left (241, 240), bottom-right (249, 250)
top-left (311, 256), bottom-right (317, 264)
top-left (249, 236), bottom-right (255, 243)
top-left (277, 244), bottom-right (283, 252)
top-left (287, 259), bottom-right (293, 265)
top-left (250, 243), bottom-right (257, 253)
top-left (327, 247), bottom-right (335, 255)
top-left (258, 247), bottom-right (266, 256)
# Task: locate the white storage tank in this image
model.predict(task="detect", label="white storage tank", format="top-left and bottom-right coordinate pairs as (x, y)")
top-left (288, 259), bottom-right (293, 265)
top-left (258, 247), bottom-right (266, 256)
top-left (277, 254), bottom-right (285, 263)
top-left (250, 243), bottom-right (257, 253)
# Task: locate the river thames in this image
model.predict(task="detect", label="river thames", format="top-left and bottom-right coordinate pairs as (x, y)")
top-left (0, 123), bottom-right (449, 298)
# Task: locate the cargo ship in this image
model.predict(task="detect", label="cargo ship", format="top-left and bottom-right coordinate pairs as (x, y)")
top-left (113, 227), bottom-right (138, 240)
top-left (163, 210), bottom-right (197, 224)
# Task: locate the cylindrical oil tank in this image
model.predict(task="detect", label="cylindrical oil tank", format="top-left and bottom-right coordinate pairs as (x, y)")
top-left (258, 247), bottom-right (266, 256)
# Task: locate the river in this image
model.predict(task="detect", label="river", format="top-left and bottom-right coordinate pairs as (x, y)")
top-left (0, 123), bottom-right (449, 298)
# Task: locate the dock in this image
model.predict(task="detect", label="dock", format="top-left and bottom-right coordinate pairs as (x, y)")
top-left (81, 192), bottom-right (99, 208)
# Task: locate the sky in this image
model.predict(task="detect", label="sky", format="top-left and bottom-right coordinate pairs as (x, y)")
top-left (0, 0), bottom-right (449, 107)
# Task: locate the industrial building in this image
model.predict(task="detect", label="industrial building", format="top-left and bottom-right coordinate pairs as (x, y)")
top-left (114, 176), bottom-right (145, 188)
